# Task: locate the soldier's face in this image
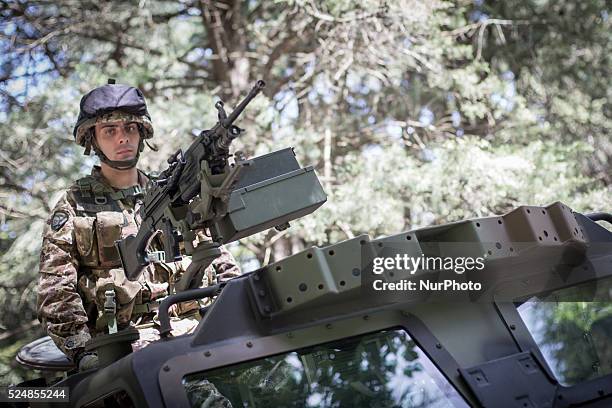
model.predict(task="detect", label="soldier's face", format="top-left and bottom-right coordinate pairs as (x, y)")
top-left (94, 121), bottom-right (140, 161)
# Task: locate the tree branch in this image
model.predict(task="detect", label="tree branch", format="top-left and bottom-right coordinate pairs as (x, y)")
top-left (0, 319), bottom-right (40, 342)
top-left (198, 0), bottom-right (231, 86)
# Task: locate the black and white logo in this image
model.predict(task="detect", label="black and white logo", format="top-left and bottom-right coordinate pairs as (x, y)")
top-left (51, 211), bottom-right (69, 232)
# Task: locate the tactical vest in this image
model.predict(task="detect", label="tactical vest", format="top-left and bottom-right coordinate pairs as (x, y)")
top-left (69, 174), bottom-right (170, 332)
top-left (71, 175), bottom-right (143, 268)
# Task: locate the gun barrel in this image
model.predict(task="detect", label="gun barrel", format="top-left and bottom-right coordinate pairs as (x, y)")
top-left (222, 80), bottom-right (265, 128)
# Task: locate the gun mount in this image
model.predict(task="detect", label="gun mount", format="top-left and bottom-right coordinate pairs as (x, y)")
top-left (116, 81), bottom-right (327, 290)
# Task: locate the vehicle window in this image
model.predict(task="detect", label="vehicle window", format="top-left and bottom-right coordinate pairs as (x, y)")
top-left (517, 277), bottom-right (612, 386)
top-left (183, 329), bottom-right (468, 407)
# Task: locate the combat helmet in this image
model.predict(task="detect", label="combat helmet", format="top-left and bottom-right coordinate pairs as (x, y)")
top-left (73, 79), bottom-right (154, 170)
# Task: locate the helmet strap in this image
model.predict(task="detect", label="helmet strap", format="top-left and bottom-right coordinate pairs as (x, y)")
top-left (144, 139), bottom-right (158, 152)
top-left (83, 129), bottom-right (94, 156)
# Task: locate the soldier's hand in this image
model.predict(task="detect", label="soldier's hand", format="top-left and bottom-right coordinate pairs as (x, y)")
top-left (77, 352), bottom-right (99, 371)
top-left (169, 303), bottom-right (179, 316)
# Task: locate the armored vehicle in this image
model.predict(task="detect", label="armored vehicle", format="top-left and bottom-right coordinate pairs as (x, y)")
top-left (13, 202), bottom-right (612, 407)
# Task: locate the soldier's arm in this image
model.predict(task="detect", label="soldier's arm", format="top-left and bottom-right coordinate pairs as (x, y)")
top-left (167, 243), bottom-right (241, 315)
top-left (37, 193), bottom-right (91, 361)
top-left (175, 244), bottom-right (241, 288)
top-left (209, 244), bottom-right (241, 283)
top-left (190, 231), bottom-right (242, 285)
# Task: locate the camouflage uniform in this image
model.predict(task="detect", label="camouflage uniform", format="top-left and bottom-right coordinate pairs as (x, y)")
top-left (37, 166), bottom-right (241, 361)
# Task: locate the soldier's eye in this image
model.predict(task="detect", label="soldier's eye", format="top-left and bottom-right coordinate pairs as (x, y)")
top-left (102, 127), bottom-right (117, 137)
top-left (125, 124), bottom-right (139, 134)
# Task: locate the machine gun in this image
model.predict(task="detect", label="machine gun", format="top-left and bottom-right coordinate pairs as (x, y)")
top-left (117, 80), bottom-right (327, 288)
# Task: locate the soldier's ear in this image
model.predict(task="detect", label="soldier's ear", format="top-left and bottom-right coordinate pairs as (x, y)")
top-left (89, 133), bottom-right (105, 158)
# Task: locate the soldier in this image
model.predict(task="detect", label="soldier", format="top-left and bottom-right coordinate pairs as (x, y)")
top-left (37, 81), bottom-right (241, 371)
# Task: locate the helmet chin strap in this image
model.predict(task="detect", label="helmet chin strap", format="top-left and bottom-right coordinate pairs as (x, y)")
top-left (92, 139), bottom-right (144, 170)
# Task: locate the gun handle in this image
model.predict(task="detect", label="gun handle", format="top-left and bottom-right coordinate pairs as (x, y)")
top-left (161, 218), bottom-right (182, 263)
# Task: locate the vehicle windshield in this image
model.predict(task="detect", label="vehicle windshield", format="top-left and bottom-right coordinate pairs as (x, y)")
top-left (517, 276), bottom-right (612, 386)
top-left (183, 328), bottom-right (468, 407)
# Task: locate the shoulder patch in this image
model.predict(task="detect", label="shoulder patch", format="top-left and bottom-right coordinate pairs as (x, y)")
top-left (51, 211), bottom-right (69, 231)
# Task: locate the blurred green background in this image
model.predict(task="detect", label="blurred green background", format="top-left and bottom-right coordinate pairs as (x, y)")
top-left (0, 0), bottom-right (610, 385)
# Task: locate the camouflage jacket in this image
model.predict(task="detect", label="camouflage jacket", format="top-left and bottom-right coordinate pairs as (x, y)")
top-left (37, 166), bottom-right (241, 360)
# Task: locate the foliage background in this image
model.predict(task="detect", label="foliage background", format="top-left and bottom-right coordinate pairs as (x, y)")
top-left (0, 0), bottom-right (609, 385)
